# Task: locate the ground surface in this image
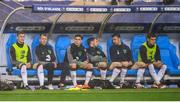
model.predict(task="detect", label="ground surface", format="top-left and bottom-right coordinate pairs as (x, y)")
top-left (0, 88), bottom-right (180, 101)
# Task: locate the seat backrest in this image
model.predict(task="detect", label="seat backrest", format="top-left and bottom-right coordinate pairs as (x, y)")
top-left (130, 35), bottom-right (146, 62)
top-left (31, 35), bottom-right (40, 64)
top-left (179, 41), bottom-right (180, 53)
top-left (107, 37), bottom-right (113, 63)
top-left (55, 35), bottom-right (71, 63)
top-left (156, 35), bottom-right (179, 69)
top-left (6, 34), bottom-right (17, 71)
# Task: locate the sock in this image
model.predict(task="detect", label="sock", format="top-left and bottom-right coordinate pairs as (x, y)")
top-left (148, 64), bottom-right (160, 84)
top-left (21, 65), bottom-right (28, 87)
top-left (100, 69), bottom-right (107, 80)
top-left (109, 68), bottom-right (121, 82)
top-left (120, 68), bottom-right (127, 83)
top-left (136, 68), bottom-right (145, 83)
top-left (70, 70), bottom-right (77, 86)
top-left (84, 71), bottom-right (92, 85)
top-left (157, 65), bottom-right (167, 81)
top-left (37, 65), bottom-right (44, 86)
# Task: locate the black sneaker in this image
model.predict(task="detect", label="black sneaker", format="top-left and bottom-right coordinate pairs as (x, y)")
top-left (109, 82), bottom-right (117, 89)
top-left (24, 85), bottom-right (32, 90)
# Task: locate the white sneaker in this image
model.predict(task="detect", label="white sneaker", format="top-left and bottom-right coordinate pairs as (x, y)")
top-left (152, 83), bottom-right (159, 88)
top-left (152, 83), bottom-right (166, 89)
top-left (134, 83), bottom-right (144, 89)
top-left (48, 84), bottom-right (54, 90)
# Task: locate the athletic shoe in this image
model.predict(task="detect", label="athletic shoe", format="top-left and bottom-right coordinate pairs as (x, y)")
top-left (151, 83), bottom-right (159, 88)
top-left (48, 84), bottom-right (54, 90)
top-left (75, 85), bottom-right (83, 88)
top-left (24, 85), bottom-right (32, 90)
top-left (109, 82), bottom-right (117, 89)
top-left (152, 83), bottom-right (166, 89)
top-left (37, 85), bottom-right (48, 90)
top-left (134, 83), bottom-right (144, 89)
top-left (158, 84), bottom-right (166, 89)
top-left (82, 84), bottom-right (90, 89)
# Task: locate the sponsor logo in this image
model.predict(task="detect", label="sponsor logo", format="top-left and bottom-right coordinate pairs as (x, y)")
top-left (15, 26), bottom-right (46, 31)
top-left (64, 26), bottom-right (95, 31)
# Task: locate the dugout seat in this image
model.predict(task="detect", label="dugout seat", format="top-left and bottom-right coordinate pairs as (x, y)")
top-left (130, 35), bottom-right (146, 62)
top-left (156, 35), bottom-right (180, 76)
top-left (6, 34), bottom-right (36, 76)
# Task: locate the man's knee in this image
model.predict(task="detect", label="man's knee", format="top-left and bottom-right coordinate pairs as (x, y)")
top-left (153, 62), bottom-right (163, 68)
top-left (121, 61), bottom-right (129, 68)
top-left (70, 63), bottom-right (77, 70)
top-left (86, 63), bottom-right (93, 70)
top-left (132, 62), bottom-right (147, 69)
top-left (98, 62), bottom-right (107, 70)
top-left (109, 62), bottom-right (122, 70)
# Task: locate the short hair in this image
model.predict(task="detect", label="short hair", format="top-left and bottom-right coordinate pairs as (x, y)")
top-left (87, 37), bottom-right (95, 46)
top-left (112, 33), bottom-right (120, 38)
top-left (40, 33), bottom-right (47, 37)
top-left (74, 34), bottom-right (83, 39)
top-left (147, 33), bottom-right (157, 39)
top-left (17, 31), bottom-right (25, 36)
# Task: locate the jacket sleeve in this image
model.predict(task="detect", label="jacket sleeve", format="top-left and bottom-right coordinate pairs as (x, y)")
top-left (67, 47), bottom-right (77, 63)
top-left (27, 46), bottom-right (32, 63)
top-left (50, 46), bottom-right (56, 62)
top-left (110, 46), bottom-right (118, 62)
top-left (126, 46), bottom-right (133, 62)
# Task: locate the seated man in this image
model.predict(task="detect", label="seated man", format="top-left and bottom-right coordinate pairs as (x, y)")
top-left (10, 31), bottom-right (44, 90)
top-left (86, 37), bottom-right (107, 81)
top-left (35, 34), bottom-right (69, 90)
top-left (109, 34), bottom-right (133, 88)
top-left (64, 34), bottom-right (93, 89)
top-left (138, 33), bottom-right (167, 88)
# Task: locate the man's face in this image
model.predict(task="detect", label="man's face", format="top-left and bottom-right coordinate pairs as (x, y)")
top-left (148, 37), bottom-right (156, 46)
top-left (17, 33), bottom-right (25, 44)
top-left (74, 36), bottom-right (82, 46)
top-left (89, 40), bottom-right (94, 47)
top-left (112, 36), bottom-right (120, 45)
top-left (94, 38), bottom-right (99, 47)
top-left (40, 35), bottom-right (47, 45)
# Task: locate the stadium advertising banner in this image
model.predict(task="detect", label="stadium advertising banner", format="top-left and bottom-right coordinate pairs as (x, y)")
top-left (32, 5), bottom-right (180, 13)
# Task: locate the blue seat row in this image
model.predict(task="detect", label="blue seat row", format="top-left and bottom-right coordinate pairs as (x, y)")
top-left (6, 34), bottom-right (180, 78)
